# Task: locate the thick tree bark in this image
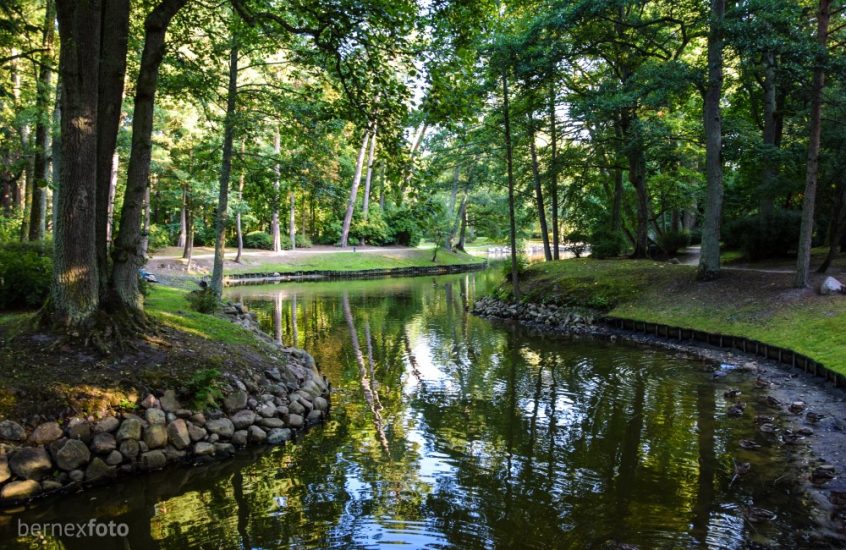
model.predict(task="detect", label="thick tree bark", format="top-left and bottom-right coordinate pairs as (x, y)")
top-left (95, 0), bottom-right (130, 295)
top-left (502, 70), bottom-right (519, 300)
top-left (140, 183), bottom-right (151, 257)
top-left (50, 73), bottom-right (61, 232)
top-left (549, 85), bottom-right (560, 260)
top-left (528, 116), bottom-right (552, 261)
top-left (51, 0), bottom-right (102, 327)
top-left (340, 131), bottom-right (370, 247)
top-left (271, 126), bottom-right (281, 252)
top-left (457, 201), bottom-right (468, 251)
top-left (211, 37), bottom-right (239, 297)
top-left (794, 0), bottom-right (831, 288)
top-left (611, 168), bottom-right (623, 232)
top-left (182, 197), bottom-right (193, 262)
top-left (29, 0), bottom-right (56, 242)
top-left (363, 123), bottom-right (376, 219)
top-left (698, 0), bottom-right (725, 281)
top-left (111, 0), bottom-right (188, 311)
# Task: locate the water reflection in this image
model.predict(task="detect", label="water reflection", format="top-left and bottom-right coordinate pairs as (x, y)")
top-left (1, 270), bottom-right (818, 548)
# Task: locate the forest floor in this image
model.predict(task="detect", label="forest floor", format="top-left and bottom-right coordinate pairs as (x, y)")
top-left (148, 245), bottom-right (485, 286)
top-left (505, 249), bottom-right (846, 375)
top-left (0, 286), bottom-right (292, 423)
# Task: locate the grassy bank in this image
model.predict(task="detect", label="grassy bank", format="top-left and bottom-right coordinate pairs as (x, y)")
top-left (505, 259), bottom-right (846, 376)
top-left (0, 285), bottom-right (281, 420)
top-left (225, 248), bottom-right (484, 275)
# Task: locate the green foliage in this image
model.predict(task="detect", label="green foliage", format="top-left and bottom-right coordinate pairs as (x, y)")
top-left (147, 224), bottom-right (172, 251)
top-left (294, 234), bottom-right (312, 248)
top-left (244, 231), bottom-right (273, 250)
top-left (0, 241), bottom-right (52, 309)
top-left (723, 210), bottom-right (801, 260)
top-left (501, 253), bottom-right (530, 282)
top-left (656, 229), bottom-right (690, 256)
top-left (384, 206), bottom-right (422, 246)
top-left (589, 228), bottom-right (626, 259)
top-left (186, 287), bottom-right (217, 314)
top-left (564, 231), bottom-right (589, 258)
top-left (187, 368), bottom-right (224, 410)
top-left (352, 211), bottom-right (391, 245)
top-left (0, 214), bottom-right (23, 242)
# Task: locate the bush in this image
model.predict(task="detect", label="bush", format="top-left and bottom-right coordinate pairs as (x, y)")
top-left (315, 220), bottom-right (342, 245)
top-left (0, 241), bottom-right (53, 309)
top-left (723, 210), bottom-right (801, 260)
top-left (186, 287), bottom-right (217, 313)
top-left (294, 234), bottom-right (312, 248)
top-left (244, 231), bottom-right (273, 250)
top-left (564, 231), bottom-right (589, 258)
top-left (146, 224), bottom-right (172, 251)
top-left (352, 212), bottom-right (391, 245)
top-left (656, 229), bottom-right (690, 256)
top-left (187, 368), bottom-right (223, 410)
top-left (385, 207), bottom-right (422, 246)
top-left (589, 228), bottom-right (626, 259)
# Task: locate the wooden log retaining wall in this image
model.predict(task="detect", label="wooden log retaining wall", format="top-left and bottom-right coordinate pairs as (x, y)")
top-left (602, 316), bottom-right (845, 389)
top-left (224, 261), bottom-right (488, 286)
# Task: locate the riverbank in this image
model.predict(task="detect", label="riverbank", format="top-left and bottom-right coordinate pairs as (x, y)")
top-left (498, 258), bottom-right (846, 376)
top-left (148, 245), bottom-right (486, 287)
top-left (0, 286), bottom-right (329, 506)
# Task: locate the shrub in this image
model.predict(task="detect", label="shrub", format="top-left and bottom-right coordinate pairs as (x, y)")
top-left (352, 212), bottom-right (391, 245)
top-left (244, 231), bottom-right (273, 250)
top-left (294, 234), bottom-right (312, 248)
top-left (187, 368), bottom-right (223, 410)
top-left (385, 207), bottom-right (422, 246)
top-left (723, 210), bottom-right (801, 260)
top-left (0, 241), bottom-right (53, 310)
top-left (564, 231), bottom-right (589, 258)
top-left (186, 287), bottom-right (217, 313)
top-left (146, 224), bottom-right (172, 251)
top-left (589, 228), bottom-right (626, 259)
top-left (656, 229), bottom-right (690, 256)
top-left (315, 220), bottom-right (342, 245)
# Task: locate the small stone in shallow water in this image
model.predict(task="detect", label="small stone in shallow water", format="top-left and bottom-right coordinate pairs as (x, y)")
top-left (267, 428), bottom-right (291, 444)
top-left (85, 457), bottom-right (116, 481)
top-left (0, 480), bottom-right (40, 500)
top-left (193, 442), bottom-right (215, 456)
top-left (247, 426), bottom-right (267, 444)
top-left (9, 447), bottom-right (52, 480)
top-left (141, 450), bottom-right (167, 470)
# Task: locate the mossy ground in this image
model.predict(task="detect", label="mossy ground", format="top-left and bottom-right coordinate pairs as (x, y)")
top-left (0, 286), bottom-right (285, 421)
top-left (504, 256), bottom-right (846, 376)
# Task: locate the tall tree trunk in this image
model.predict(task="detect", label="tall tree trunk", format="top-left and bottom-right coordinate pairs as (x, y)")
top-left (363, 123), bottom-right (376, 220)
top-left (378, 162), bottom-right (386, 210)
top-left (794, 0), bottom-right (831, 288)
top-left (625, 125), bottom-right (649, 258)
top-left (698, 0), bottom-right (725, 281)
top-left (502, 70), bottom-right (519, 300)
top-left (111, 0), bottom-right (188, 311)
top-left (398, 122), bottom-right (428, 198)
top-left (177, 183), bottom-right (187, 248)
top-left (759, 50), bottom-right (779, 217)
top-left (105, 152), bottom-right (118, 245)
top-left (182, 197), bottom-right (193, 262)
top-left (234, 143), bottom-right (244, 263)
top-left (528, 116), bottom-right (552, 261)
top-left (19, 127), bottom-right (32, 242)
top-left (29, 0), bottom-right (56, 242)
top-left (549, 84), bottom-right (560, 260)
top-left (289, 189), bottom-right (296, 250)
top-left (271, 125), bottom-right (281, 252)
top-left (140, 182), bottom-right (151, 257)
top-left (817, 180), bottom-right (845, 273)
top-left (210, 36), bottom-right (239, 298)
top-left (340, 131), bottom-right (369, 247)
top-left (95, 0), bottom-right (130, 295)
top-left (50, 72), bottom-right (61, 232)
top-left (611, 167), bottom-right (623, 232)
top-left (50, 0), bottom-right (102, 328)
top-left (457, 201), bottom-right (468, 251)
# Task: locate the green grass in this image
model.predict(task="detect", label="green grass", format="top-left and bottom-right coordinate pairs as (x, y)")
top-left (508, 258), bottom-right (846, 376)
top-left (226, 248), bottom-right (485, 275)
top-left (145, 286), bottom-right (260, 347)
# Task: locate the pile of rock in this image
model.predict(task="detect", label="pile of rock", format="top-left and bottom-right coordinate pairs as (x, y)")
top-left (0, 350), bottom-right (329, 505)
top-left (472, 297), bottom-right (595, 331)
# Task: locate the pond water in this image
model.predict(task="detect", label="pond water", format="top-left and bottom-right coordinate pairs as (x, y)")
top-left (1, 269), bottom-right (818, 548)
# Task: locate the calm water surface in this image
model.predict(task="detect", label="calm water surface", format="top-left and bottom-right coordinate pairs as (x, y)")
top-left (2, 269), bottom-right (817, 548)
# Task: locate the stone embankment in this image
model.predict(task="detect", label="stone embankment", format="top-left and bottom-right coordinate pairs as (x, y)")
top-left (472, 296), bottom-right (598, 332)
top-left (0, 348), bottom-right (329, 505)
